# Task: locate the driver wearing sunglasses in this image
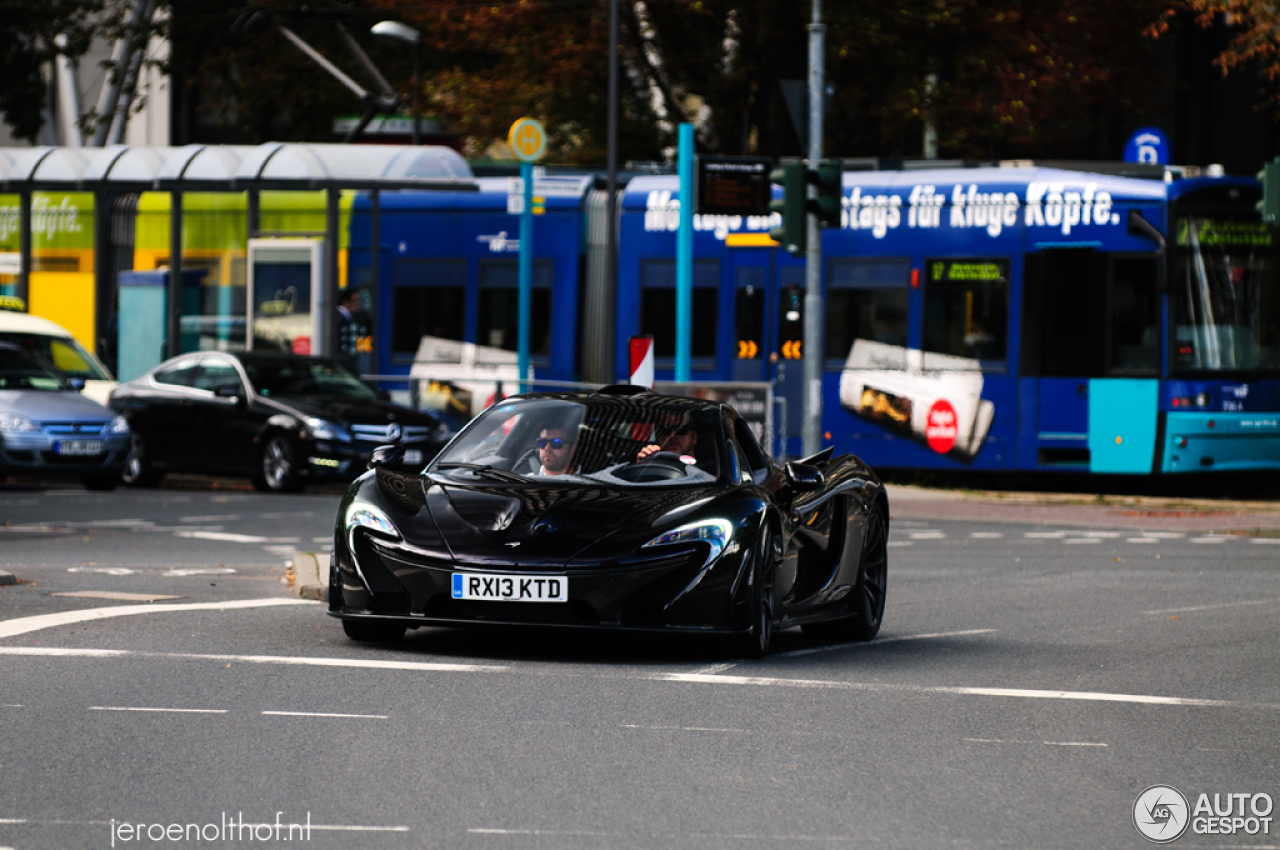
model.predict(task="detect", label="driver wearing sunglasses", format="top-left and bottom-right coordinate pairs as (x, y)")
top-left (536, 427), bottom-right (577, 476)
top-left (636, 413), bottom-right (698, 462)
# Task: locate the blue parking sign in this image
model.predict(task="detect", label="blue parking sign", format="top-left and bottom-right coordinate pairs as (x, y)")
top-left (1124, 127), bottom-right (1169, 165)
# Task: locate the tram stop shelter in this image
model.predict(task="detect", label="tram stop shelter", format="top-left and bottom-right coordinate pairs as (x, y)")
top-left (0, 143), bottom-right (475, 369)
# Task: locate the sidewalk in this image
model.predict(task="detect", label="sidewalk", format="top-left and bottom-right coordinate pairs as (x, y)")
top-left (885, 484), bottom-right (1280, 534)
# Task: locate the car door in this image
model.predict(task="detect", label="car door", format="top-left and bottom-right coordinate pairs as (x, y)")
top-left (131, 357), bottom-right (203, 467)
top-left (189, 356), bottom-right (255, 473)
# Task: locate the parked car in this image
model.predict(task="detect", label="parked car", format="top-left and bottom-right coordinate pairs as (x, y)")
top-left (0, 342), bottom-right (130, 489)
top-left (0, 309), bottom-right (117, 405)
top-left (330, 387), bottom-right (889, 657)
top-left (110, 351), bottom-right (450, 492)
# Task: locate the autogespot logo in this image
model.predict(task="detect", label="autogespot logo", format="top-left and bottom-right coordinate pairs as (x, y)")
top-left (1134, 785), bottom-right (1191, 843)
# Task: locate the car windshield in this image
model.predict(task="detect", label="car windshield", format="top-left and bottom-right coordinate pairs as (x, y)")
top-left (0, 346), bottom-right (69, 391)
top-left (432, 396), bottom-right (724, 487)
top-left (240, 358), bottom-right (377, 399)
top-left (0, 332), bottom-right (114, 381)
top-left (1173, 215), bottom-right (1280, 375)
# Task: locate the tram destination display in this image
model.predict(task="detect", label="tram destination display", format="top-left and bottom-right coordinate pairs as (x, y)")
top-left (695, 156), bottom-right (772, 216)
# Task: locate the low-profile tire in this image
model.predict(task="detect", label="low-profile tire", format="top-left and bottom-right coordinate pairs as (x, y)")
top-left (731, 524), bottom-right (777, 659)
top-left (81, 473), bottom-right (120, 491)
top-left (342, 619), bottom-right (406, 643)
top-left (803, 502), bottom-right (888, 642)
top-left (121, 432), bottom-right (164, 487)
top-left (258, 434), bottom-right (304, 493)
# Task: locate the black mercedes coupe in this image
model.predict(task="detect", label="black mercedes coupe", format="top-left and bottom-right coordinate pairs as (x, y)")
top-left (330, 386), bottom-right (889, 656)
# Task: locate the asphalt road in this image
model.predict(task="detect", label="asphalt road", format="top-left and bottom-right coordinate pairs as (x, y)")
top-left (1, 482), bottom-right (1278, 849)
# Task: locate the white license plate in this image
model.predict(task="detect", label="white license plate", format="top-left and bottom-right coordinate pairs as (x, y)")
top-left (451, 572), bottom-right (567, 602)
top-left (55, 440), bottom-right (104, 456)
top-left (402, 449), bottom-right (424, 465)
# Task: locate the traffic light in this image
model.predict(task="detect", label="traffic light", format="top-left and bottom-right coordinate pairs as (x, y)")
top-left (808, 159), bottom-right (843, 228)
top-left (1258, 157), bottom-right (1280, 223)
top-left (769, 161), bottom-right (807, 255)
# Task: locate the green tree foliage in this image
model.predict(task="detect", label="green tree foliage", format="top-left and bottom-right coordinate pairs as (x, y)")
top-left (0, 0), bottom-right (102, 141)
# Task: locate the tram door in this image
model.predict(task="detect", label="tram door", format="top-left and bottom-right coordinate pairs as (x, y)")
top-left (729, 246), bottom-right (806, 456)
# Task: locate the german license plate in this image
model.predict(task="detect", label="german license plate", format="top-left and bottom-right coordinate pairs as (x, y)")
top-left (402, 449), bottom-right (424, 465)
top-left (451, 572), bottom-right (567, 602)
top-left (55, 440), bottom-right (104, 456)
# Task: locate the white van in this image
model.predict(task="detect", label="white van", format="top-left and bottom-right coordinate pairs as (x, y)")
top-left (0, 310), bottom-right (118, 404)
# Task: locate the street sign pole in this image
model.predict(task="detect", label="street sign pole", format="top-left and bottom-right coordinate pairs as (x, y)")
top-left (508, 117), bottom-right (547, 389)
top-left (802, 0), bottom-right (825, 457)
top-left (676, 122), bottom-right (694, 382)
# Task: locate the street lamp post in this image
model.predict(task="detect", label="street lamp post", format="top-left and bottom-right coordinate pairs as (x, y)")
top-left (371, 20), bottom-right (422, 144)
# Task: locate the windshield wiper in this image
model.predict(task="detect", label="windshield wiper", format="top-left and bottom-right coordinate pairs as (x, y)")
top-left (434, 462), bottom-right (527, 483)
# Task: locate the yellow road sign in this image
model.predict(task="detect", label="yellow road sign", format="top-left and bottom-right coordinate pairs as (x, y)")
top-left (508, 118), bottom-right (547, 162)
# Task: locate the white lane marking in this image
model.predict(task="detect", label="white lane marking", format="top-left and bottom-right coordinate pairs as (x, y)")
top-left (1025, 531), bottom-right (1067, 538)
top-left (0, 647), bottom-right (128, 657)
top-left (887, 541), bottom-right (912, 548)
top-left (469, 829), bottom-right (614, 837)
top-left (2, 704), bottom-right (22, 707)
top-left (1082, 531), bottom-right (1122, 538)
top-left (52, 591), bottom-right (183, 602)
top-left (1190, 537), bottom-right (1228, 544)
top-left (90, 706), bottom-right (227, 713)
top-left (67, 567), bottom-right (138, 575)
top-left (775, 629), bottom-right (998, 658)
top-left (619, 724), bottom-right (745, 732)
top-left (164, 568), bottom-right (236, 576)
top-left (262, 711), bottom-right (388, 719)
top-left (1063, 538), bottom-right (1101, 544)
top-left (179, 515), bottom-right (242, 522)
top-left (690, 662), bottom-right (738, 675)
top-left (1127, 538), bottom-right (1159, 544)
top-left (174, 531), bottom-right (300, 544)
top-left (1142, 531), bottom-right (1187, 538)
top-left (909, 531), bottom-right (946, 539)
top-left (1144, 598), bottom-right (1280, 615)
top-left (970, 532), bottom-right (1004, 538)
top-left (0, 598), bottom-right (314, 639)
top-left (3, 646), bottom-right (1261, 709)
top-left (965, 738), bottom-right (1107, 747)
top-left (1252, 538), bottom-right (1280, 544)
top-left (312, 536), bottom-right (332, 543)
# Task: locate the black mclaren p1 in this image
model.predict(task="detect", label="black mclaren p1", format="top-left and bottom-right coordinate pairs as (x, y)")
top-left (329, 386), bottom-right (889, 656)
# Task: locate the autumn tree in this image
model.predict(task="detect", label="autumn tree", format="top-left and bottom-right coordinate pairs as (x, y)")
top-left (1148, 0), bottom-right (1280, 112)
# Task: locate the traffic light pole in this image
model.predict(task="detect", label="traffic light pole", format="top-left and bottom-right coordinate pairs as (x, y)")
top-left (802, 0), bottom-right (825, 458)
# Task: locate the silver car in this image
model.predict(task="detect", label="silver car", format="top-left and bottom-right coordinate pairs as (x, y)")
top-left (0, 343), bottom-right (130, 490)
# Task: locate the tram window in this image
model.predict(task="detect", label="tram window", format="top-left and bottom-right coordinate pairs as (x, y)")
top-left (477, 260), bottom-right (553, 356)
top-left (1022, 249), bottom-right (1106, 377)
top-left (391, 259), bottom-right (466, 356)
top-left (640, 259), bottom-right (719, 360)
top-left (827, 259), bottom-right (910, 361)
top-left (1109, 257), bottom-right (1159, 372)
top-left (923, 258), bottom-right (1008, 368)
top-left (735, 267), bottom-right (765, 360)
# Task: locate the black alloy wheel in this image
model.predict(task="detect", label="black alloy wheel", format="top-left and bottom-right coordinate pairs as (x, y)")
top-left (732, 524), bottom-right (777, 659)
top-left (257, 434), bottom-right (304, 493)
top-left (121, 431), bottom-right (164, 487)
top-left (803, 501), bottom-right (888, 642)
top-left (342, 619), bottom-right (407, 643)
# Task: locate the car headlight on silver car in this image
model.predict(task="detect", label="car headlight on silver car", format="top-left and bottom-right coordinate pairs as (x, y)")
top-left (642, 518), bottom-right (734, 569)
top-left (0, 413), bottom-right (39, 433)
top-left (306, 417), bottom-right (351, 442)
top-left (109, 415), bottom-right (130, 434)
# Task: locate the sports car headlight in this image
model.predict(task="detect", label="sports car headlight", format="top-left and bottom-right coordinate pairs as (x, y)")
top-left (642, 519), bottom-right (734, 568)
top-left (0, 413), bottom-right (39, 433)
top-left (343, 501), bottom-right (402, 549)
top-left (108, 415), bottom-right (130, 434)
top-left (306, 417), bottom-right (351, 442)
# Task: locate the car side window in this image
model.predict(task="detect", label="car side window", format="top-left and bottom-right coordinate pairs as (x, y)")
top-left (730, 441), bottom-right (754, 485)
top-left (733, 419), bottom-right (771, 484)
top-left (153, 359), bottom-right (201, 387)
top-left (193, 361), bottom-right (243, 393)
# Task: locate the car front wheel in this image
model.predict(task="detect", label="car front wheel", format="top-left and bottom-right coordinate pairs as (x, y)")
top-left (121, 432), bottom-right (164, 487)
top-left (256, 434), bottom-right (304, 493)
top-left (731, 524), bottom-right (777, 659)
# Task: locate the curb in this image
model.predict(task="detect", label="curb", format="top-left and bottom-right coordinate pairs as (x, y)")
top-left (288, 552), bottom-right (329, 603)
top-left (0, 570), bottom-right (16, 586)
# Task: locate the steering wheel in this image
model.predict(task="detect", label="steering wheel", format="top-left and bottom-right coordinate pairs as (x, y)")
top-left (615, 450), bottom-right (688, 483)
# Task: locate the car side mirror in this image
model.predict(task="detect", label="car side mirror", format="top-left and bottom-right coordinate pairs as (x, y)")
top-left (215, 384), bottom-right (246, 405)
top-left (367, 443), bottom-right (405, 471)
top-left (68, 377), bottom-right (87, 392)
top-left (784, 461), bottom-right (824, 492)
